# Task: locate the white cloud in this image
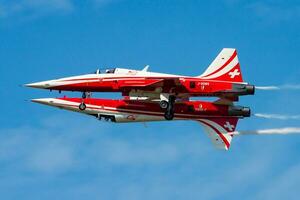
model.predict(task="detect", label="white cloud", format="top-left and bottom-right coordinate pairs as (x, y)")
top-left (255, 162), bottom-right (300, 199)
top-left (0, 0), bottom-right (120, 20)
top-left (248, 2), bottom-right (300, 22)
top-left (0, 126), bottom-right (74, 174)
top-left (0, 115), bottom-right (208, 175)
top-left (27, 139), bottom-right (74, 173)
top-left (1, 113), bottom-right (299, 199)
top-left (223, 0), bottom-right (300, 23)
top-left (27, 0), bottom-right (74, 10)
top-left (92, 0), bottom-right (120, 6)
top-left (0, 0), bottom-right (74, 19)
top-left (99, 139), bottom-right (179, 165)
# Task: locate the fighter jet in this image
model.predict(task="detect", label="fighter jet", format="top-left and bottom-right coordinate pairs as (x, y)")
top-left (31, 97), bottom-right (251, 150)
top-left (26, 48), bottom-right (255, 120)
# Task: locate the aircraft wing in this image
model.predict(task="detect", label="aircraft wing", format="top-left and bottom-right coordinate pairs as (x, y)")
top-left (156, 78), bottom-right (181, 87)
top-left (118, 78), bottom-right (181, 88)
top-left (198, 118), bottom-right (238, 150)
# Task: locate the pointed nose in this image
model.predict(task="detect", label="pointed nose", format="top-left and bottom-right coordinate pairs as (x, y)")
top-left (31, 98), bottom-right (55, 105)
top-left (25, 81), bottom-right (53, 89)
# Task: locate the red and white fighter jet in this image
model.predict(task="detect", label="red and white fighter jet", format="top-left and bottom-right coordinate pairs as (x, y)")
top-left (31, 97), bottom-right (251, 150)
top-left (26, 48), bottom-right (255, 120)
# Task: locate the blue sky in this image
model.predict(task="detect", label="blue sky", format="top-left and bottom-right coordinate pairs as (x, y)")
top-left (1, 0), bottom-right (300, 199)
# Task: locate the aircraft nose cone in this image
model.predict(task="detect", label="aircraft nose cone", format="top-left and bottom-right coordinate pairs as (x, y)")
top-left (25, 81), bottom-right (53, 89)
top-left (31, 98), bottom-right (55, 105)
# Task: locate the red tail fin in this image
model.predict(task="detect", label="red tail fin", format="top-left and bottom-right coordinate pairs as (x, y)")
top-left (199, 48), bottom-right (243, 83)
top-left (198, 117), bottom-right (238, 150)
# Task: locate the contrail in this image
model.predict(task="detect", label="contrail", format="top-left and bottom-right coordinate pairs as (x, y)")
top-left (233, 127), bottom-right (300, 135)
top-left (254, 113), bottom-right (300, 120)
top-left (256, 85), bottom-right (300, 91)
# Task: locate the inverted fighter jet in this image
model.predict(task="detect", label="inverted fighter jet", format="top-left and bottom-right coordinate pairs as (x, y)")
top-left (32, 97), bottom-right (251, 150)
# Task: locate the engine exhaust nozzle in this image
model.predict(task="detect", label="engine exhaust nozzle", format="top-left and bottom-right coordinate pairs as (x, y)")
top-left (232, 84), bottom-right (255, 95)
top-left (246, 85), bottom-right (255, 95)
top-left (228, 106), bottom-right (251, 117)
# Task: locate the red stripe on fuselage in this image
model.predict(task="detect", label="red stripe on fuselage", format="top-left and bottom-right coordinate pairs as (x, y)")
top-left (54, 99), bottom-right (237, 121)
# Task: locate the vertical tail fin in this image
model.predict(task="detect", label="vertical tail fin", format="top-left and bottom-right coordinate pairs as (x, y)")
top-left (199, 48), bottom-right (244, 83)
top-left (198, 117), bottom-right (238, 150)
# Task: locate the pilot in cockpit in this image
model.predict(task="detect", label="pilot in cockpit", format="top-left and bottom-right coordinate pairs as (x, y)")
top-left (105, 69), bottom-right (115, 74)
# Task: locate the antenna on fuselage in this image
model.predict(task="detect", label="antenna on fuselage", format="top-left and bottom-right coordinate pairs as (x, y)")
top-left (142, 65), bottom-right (150, 72)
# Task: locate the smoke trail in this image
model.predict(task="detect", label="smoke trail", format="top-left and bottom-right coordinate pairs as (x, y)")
top-left (233, 127), bottom-right (300, 135)
top-left (255, 86), bottom-right (279, 90)
top-left (254, 113), bottom-right (300, 120)
top-left (256, 84), bottom-right (300, 91)
top-left (282, 85), bottom-right (300, 90)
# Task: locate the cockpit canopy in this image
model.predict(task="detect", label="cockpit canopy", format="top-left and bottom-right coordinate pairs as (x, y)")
top-left (94, 68), bottom-right (116, 74)
top-left (94, 68), bottom-right (139, 75)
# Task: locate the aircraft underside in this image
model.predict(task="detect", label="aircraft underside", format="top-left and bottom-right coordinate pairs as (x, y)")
top-left (26, 48), bottom-right (255, 150)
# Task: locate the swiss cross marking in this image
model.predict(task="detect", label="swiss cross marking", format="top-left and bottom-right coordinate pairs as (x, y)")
top-left (224, 121), bottom-right (235, 131)
top-left (229, 69), bottom-right (240, 79)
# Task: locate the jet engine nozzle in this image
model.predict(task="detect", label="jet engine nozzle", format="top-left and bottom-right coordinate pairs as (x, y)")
top-left (228, 106), bottom-right (251, 117)
top-left (232, 84), bottom-right (255, 95)
top-left (246, 85), bottom-right (255, 95)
